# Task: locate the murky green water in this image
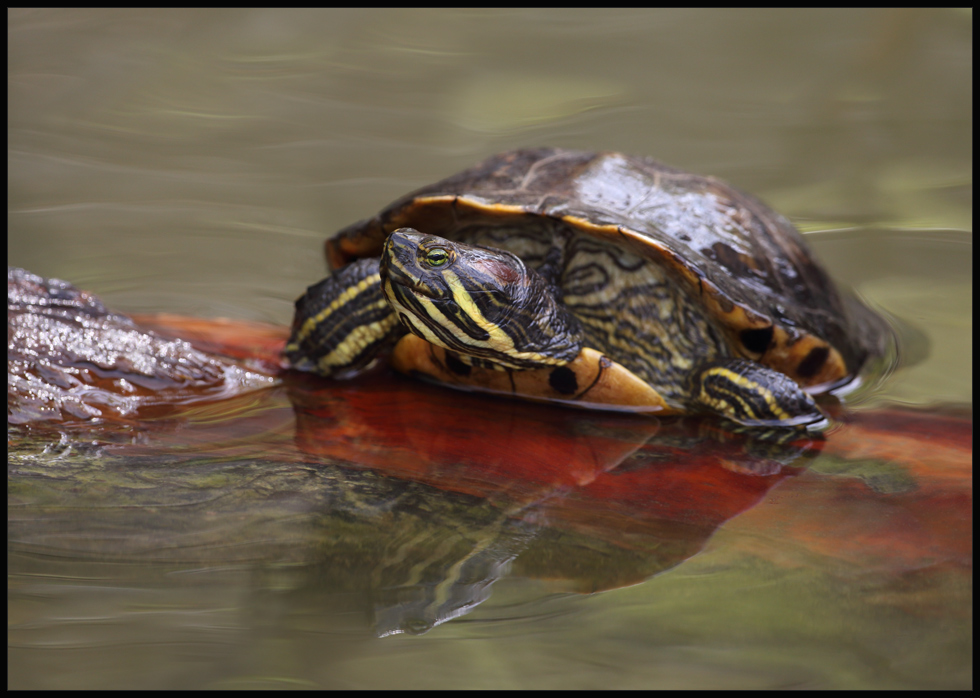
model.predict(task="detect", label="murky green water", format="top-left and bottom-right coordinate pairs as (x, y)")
top-left (8, 9), bottom-right (971, 689)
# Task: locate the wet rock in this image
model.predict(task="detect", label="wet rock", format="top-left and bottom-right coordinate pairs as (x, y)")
top-left (8, 267), bottom-right (277, 424)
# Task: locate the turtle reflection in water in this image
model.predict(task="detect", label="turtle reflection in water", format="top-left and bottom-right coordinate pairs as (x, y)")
top-left (285, 149), bottom-right (893, 429)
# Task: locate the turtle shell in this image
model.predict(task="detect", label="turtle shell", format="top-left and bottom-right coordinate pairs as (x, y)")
top-left (326, 148), bottom-right (890, 393)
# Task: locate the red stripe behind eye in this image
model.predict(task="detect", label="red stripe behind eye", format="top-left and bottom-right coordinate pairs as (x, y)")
top-left (470, 259), bottom-right (520, 285)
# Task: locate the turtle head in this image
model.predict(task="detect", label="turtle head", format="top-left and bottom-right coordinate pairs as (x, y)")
top-left (380, 228), bottom-right (583, 369)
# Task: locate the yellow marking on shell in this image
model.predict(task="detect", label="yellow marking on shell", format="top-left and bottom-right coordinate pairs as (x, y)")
top-left (699, 366), bottom-right (790, 421)
top-left (413, 196), bottom-right (529, 217)
top-left (293, 273), bottom-right (383, 345)
top-left (316, 301), bottom-right (398, 371)
top-left (766, 326), bottom-right (848, 388)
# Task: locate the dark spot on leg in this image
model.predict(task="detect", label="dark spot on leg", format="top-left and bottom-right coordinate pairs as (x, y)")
top-left (739, 326), bottom-right (774, 355)
top-left (548, 366), bottom-right (578, 395)
top-left (796, 345), bottom-right (830, 379)
top-left (445, 352), bottom-right (471, 376)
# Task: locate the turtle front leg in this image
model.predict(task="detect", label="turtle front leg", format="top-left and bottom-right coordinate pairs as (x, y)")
top-left (689, 359), bottom-right (826, 428)
top-left (284, 257), bottom-right (405, 377)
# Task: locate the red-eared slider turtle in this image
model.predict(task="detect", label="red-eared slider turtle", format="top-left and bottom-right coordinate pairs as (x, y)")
top-left (284, 149), bottom-right (891, 428)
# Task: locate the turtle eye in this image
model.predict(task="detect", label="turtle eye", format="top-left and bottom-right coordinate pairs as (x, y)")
top-left (422, 246), bottom-right (452, 268)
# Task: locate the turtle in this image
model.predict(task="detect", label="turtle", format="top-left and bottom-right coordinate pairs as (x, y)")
top-left (283, 148), bottom-right (891, 428)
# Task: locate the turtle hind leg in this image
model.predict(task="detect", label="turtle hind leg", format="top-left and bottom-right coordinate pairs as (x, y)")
top-left (284, 257), bottom-right (405, 377)
top-left (689, 359), bottom-right (826, 428)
